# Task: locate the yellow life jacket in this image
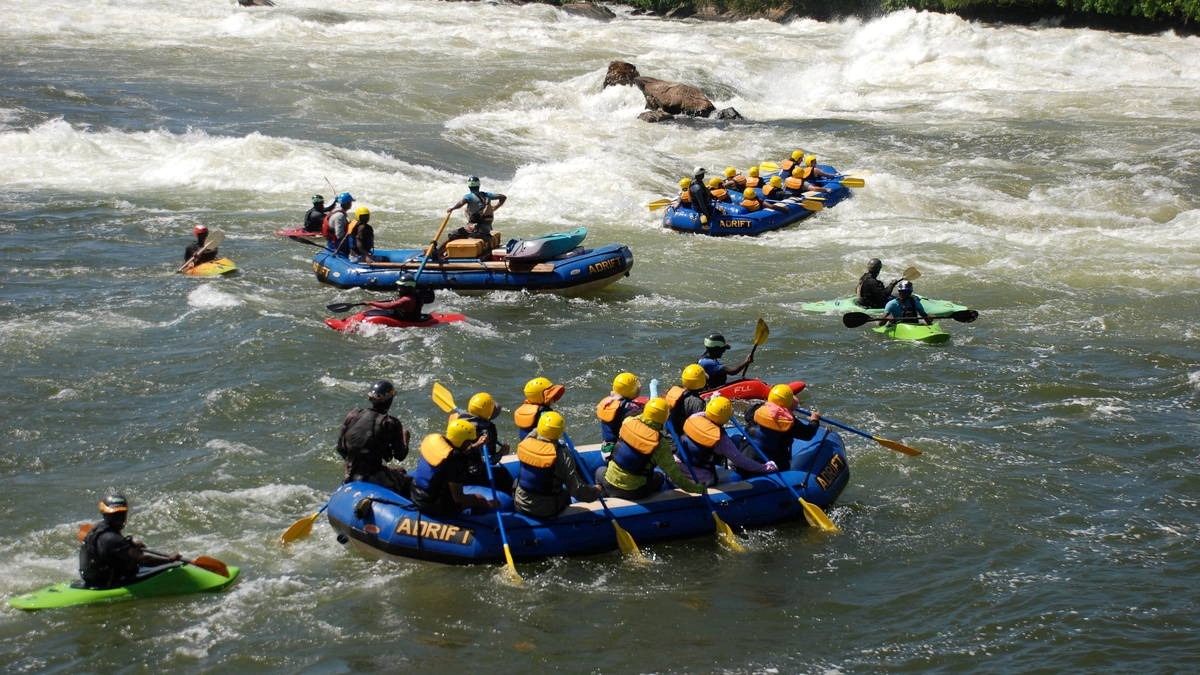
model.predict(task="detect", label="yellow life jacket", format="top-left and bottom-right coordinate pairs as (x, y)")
top-left (517, 435), bottom-right (557, 468)
top-left (419, 433), bottom-right (455, 467)
top-left (617, 417), bottom-right (660, 454)
top-left (682, 415), bottom-right (721, 448)
top-left (746, 176), bottom-right (762, 188)
top-left (710, 187), bottom-right (728, 201)
top-left (742, 197), bottom-right (763, 212)
top-left (596, 394), bottom-right (623, 423)
top-left (513, 402), bottom-right (542, 430)
top-left (785, 175), bottom-right (806, 192)
top-left (663, 385), bottom-right (686, 409)
top-left (753, 402), bottom-right (795, 433)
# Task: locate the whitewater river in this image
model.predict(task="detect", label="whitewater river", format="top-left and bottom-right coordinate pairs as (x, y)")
top-left (1, 0), bottom-right (1197, 671)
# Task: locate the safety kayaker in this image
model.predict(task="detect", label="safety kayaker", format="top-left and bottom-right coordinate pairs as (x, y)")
top-left (595, 372), bottom-right (644, 459)
top-left (741, 384), bottom-right (821, 469)
top-left (446, 176), bottom-right (506, 241)
top-left (362, 274), bottom-right (435, 322)
top-left (883, 280), bottom-right (933, 326)
top-left (856, 258), bottom-right (901, 309)
top-left (303, 194), bottom-right (333, 233)
top-left (697, 332), bottom-right (753, 388)
top-left (79, 493), bottom-right (181, 590)
top-left (450, 391), bottom-right (513, 495)
top-left (183, 224), bottom-right (218, 268)
top-left (676, 396), bottom-right (777, 486)
top-left (346, 206), bottom-right (376, 263)
top-left (595, 398), bottom-right (705, 501)
top-left (323, 192), bottom-right (354, 250)
top-left (514, 377), bottom-right (565, 440)
top-left (664, 364), bottom-right (709, 433)
top-left (410, 418), bottom-right (498, 517)
top-left (687, 167), bottom-right (719, 225)
top-left (336, 380), bottom-right (411, 493)
top-left (513, 412), bottom-right (600, 518)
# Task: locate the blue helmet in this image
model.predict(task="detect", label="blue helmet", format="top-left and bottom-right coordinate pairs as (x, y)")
top-left (337, 192), bottom-right (354, 207)
top-left (897, 280), bottom-right (913, 294)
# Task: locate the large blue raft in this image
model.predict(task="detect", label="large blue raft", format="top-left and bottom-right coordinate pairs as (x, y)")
top-left (326, 427), bottom-right (850, 564)
top-left (662, 166), bottom-right (852, 236)
top-left (312, 243), bottom-right (634, 294)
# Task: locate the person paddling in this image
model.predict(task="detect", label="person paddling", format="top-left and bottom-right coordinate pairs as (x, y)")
top-left (856, 258), bottom-right (901, 309)
top-left (183, 224), bottom-right (218, 268)
top-left (410, 419), bottom-right (498, 517)
top-left (676, 396), bottom-right (777, 486)
top-left (362, 274), bottom-right (435, 322)
top-left (514, 377), bottom-right (565, 441)
top-left (595, 372), bottom-right (644, 459)
top-left (883, 280), bottom-right (933, 326)
top-left (697, 332), bottom-right (752, 388)
top-left (595, 398), bottom-right (705, 501)
top-left (513, 412), bottom-right (600, 518)
top-left (450, 392), bottom-right (513, 495)
top-left (303, 194), bottom-right (333, 233)
top-left (79, 493), bottom-right (181, 590)
top-left (740, 384), bottom-right (821, 470)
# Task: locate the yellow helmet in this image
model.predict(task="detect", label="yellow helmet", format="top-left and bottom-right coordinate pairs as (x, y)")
top-left (791, 149), bottom-right (803, 160)
top-left (705, 396), bottom-right (733, 425)
top-left (523, 377), bottom-right (564, 404)
top-left (742, 188), bottom-right (757, 199)
top-left (767, 384), bottom-right (795, 409)
top-left (642, 397), bottom-right (669, 425)
top-left (706, 177), bottom-right (722, 188)
top-left (803, 154), bottom-right (817, 166)
top-left (537, 411), bottom-right (565, 440)
top-left (681, 364), bottom-right (708, 391)
top-left (467, 392), bottom-right (497, 420)
top-left (679, 177), bottom-right (692, 189)
top-left (748, 165), bottom-right (759, 177)
top-left (724, 166), bottom-right (736, 178)
top-left (355, 206), bottom-right (370, 217)
top-left (770, 175), bottom-right (782, 186)
top-left (612, 372), bottom-right (640, 399)
top-left (445, 418), bottom-right (478, 447)
top-left (791, 168), bottom-right (803, 177)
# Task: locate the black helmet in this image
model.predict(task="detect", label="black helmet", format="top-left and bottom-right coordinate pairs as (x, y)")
top-left (704, 333), bottom-right (729, 350)
top-left (897, 280), bottom-right (913, 294)
top-left (397, 273), bottom-right (417, 288)
top-left (368, 380), bottom-right (396, 402)
top-left (98, 492), bottom-right (129, 516)
top-left (467, 176), bottom-right (481, 188)
top-left (867, 258), bottom-right (882, 274)
top-left (312, 194), bottom-right (324, 204)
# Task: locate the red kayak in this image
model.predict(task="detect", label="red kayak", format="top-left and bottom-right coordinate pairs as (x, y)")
top-left (324, 312), bottom-right (467, 332)
top-left (634, 378), bottom-right (805, 404)
top-left (276, 227), bottom-right (323, 238)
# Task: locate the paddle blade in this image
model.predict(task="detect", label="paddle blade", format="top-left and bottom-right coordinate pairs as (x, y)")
top-left (753, 318), bottom-right (769, 347)
top-left (280, 512), bottom-right (319, 544)
top-left (189, 556), bottom-right (231, 578)
top-left (952, 309), bottom-right (979, 323)
top-left (800, 498), bottom-right (840, 533)
top-left (801, 200), bottom-right (824, 211)
top-left (759, 161), bottom-right (779, 173)
top-left (612, 521), bottom-right (649, 564)
top-left (872, 435), bottom-right (923, 456)
top-left (839, 177), bottom-right (866, 188)
top-left (711, 512), bottom-right (747, 553)
top-left (902, 266), bottom-right (921, 281)
top-left (432, 382), bottom-right (456, 413)
top-left (325, 302), bottom-right (358, 313)
top-left (647, 198), bottom-right (672, 211)
top-left (842, 312), bottom-right (875, 328)
top-left (501, 544), bottom-right (523, 584)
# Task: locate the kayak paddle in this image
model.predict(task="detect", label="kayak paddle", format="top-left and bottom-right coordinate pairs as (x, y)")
top-left (729, 418), bottom-right (839, 533)
top-left (796, 408), bottom-right (923, 456)
top-left (325, 301), bottom-right (370, 313)
top-left (842, 309), bottom-right (977, 328)
top-left (563, 433), bottom-right (648, 565)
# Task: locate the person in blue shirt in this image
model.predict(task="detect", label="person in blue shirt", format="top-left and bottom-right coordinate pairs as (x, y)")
top-left (446, 176), bottom-right (506, 241)
top-left (883, 280), bottom-right (932, 326)
top-left (697, 332), bottom-right (753, 388)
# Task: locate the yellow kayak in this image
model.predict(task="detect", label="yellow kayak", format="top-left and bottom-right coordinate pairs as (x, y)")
top-left (183, 258), bottom-right (238, 276)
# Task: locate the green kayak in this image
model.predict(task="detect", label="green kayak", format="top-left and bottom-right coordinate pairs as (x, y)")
top-left (8, 562), bottom-right (240, 611)
top-left (800, 296), bottom-right (970, 318)
top-left (873, 321), bottom-right (950, 344)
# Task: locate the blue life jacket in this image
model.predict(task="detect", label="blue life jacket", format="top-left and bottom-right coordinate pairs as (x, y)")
top-left (611, 417), bottom-right (659, 476)
top-left (516, 435), bottom-right (558, 495)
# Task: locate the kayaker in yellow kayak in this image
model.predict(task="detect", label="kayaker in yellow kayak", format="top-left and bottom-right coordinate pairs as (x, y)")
top-left (182, 224), bottom-right (219, 268)
top-left (79, 493), bottom-right (181, 589)
top-left (883, 280), bottom-right (933, 326)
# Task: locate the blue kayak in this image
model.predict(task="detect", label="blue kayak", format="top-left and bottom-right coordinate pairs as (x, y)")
top-left (325, 427), bottom-right (850, 564)
top-left (505, 227), bottom-right (587, 263)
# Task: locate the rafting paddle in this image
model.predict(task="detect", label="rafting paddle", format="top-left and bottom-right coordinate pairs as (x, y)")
top-left (664, 420), bottom-right (748, 554)
top-left (797, 408), bottom-right (923, 456)
top-left (176, 230), bottom-right (224, 273)
top-left (838, 177), bottom-right (866, 188)
top-left (280, 502), bottom-right (329, 544)
top-left (431, 382), bottom-right (522, 584)
top-left (647, 198), bottom-right (673, 211)
top-left (413, 212), bottom-right (453, 283)
top-left (729, 418), bottom-right (839, 533)
top-left (563, 433), bottom-right (648, 565)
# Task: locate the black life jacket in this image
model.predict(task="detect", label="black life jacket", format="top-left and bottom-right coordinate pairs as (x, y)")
top-left (337, 408), bottom-right (400, 475)
top-left (79, 521), bottom-right (138, 589)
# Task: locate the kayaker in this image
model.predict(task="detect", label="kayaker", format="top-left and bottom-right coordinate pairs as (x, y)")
top-left (721, 166), bottom-right (747, 193)
top-left (883, 280), bottom-right (933, 326)
top-left (687, 167), bottom-right (719, 225)
top-left (513, 377), bottom-right (565, 441)
top-left (741, 384), bottom-right (821, 469)
top-left (79, 493), bottom-right (181, 590)
top-left (410, 418), bottom-right (498, 517)
top-left (362, 274), bottom-right (435, 322)
top-left (346, 206), bottom-right (376, 263)
top-left (595, 372), bottom-right (644, 459)
top-left (697, 332), bottom-right (753, 388)
top-left (324, 192), bottom-right (354, 250)
top-left (664, 364), bottom-right (708, 432)
top-left (303, 194), bottom-right (333, 233)
top-left (451, 391), bottom-right (513, 495)
top-left (595, 398), bottom-right (705, 501)
top-left (183, 224), bottom-right (218, 267)
top-left (446, 175), bottom-right (506, 241)
top-left (513, 412), bottom-right (600, 518)
top-left (336, 380), bottom-right (411, 493)
top-left (676, 396), bottom-right (777, 486)
top-left (856, 258), bottom-right (902, 309)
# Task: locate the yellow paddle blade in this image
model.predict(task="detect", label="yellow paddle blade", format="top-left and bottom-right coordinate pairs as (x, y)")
top-left (759, 161), bottom-right (779, 173)
top-left (432, 382), bottom-right (456, 413)
top-left (647, 198), bottom-right (672, 211)
top-left (873, 435), bottom-right (923, 456)
top-left (839, 177), bottom-right (866, 188)
top-left (501, 544), bottom-right (523, 585)
top-left (800, 498), bottom-right (840, 533)
top-left (902, 266), bottom-right (921, 281)
top-left (190, 556), bottom-right (231, 578)
top-left (612, 521), bottom-right (649, 564)
top-left (753, 318), bottom-right (769, 347)
top-left (280, 512), bottom-right (319, 544)
top-left (801, 200), bottom-right (824, 211)
top-left (711, 512), bottom-right (747, 553)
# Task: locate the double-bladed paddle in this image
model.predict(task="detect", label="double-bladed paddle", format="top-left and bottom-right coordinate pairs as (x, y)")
top-left (842, 309), bottom-right (978, 328)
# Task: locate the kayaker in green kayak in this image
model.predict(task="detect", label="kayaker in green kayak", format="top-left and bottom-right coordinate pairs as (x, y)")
top-left (79, 493), bottom-right (181, 589)
top-left (856, 258), bottom-right (902, 309)
top-left (883, 280), bottom-right (933, 326)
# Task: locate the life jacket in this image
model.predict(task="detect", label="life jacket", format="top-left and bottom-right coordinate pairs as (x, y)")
top-left (709, 186), bottom-right (729, 202)
top-left (779, 158), bottom-right (797, 173)
top-left (679, 414), bottom-right (721, 471)
top-left (742, 196), bottom-right (763, 212)
top-left (763, 183), bottom-right (783, 199)
top-left (784, 175), bottom-right (806, 192)
top-left (513, 402), bottom-right (546, 440)
top-left (750, 402), bottom-right (796, 460)
top-left (412, 434), bottom-right (456, 492)
top-left (663, 385), bottom-right (686, 409)
top-left (516, 434), bottom-right (559, 495)
top-left (595, 394), bottom-right (633, 443)
top-left (322, 207), bottom-right (345, 243)
top-left (726, 175), bottom-right (747, 191)
top-left (679, 190), bottom-right (691, 204)
top-left (611, 417), bottom-right (659, 476)
top-left (895, 295), bottom-right (921, 318)
top-left (745, 176), bottom-right (762, 188)
top-left (78, 521), bottom-right (138, 589)
top-left (336, 408), bottom-right (394, 465)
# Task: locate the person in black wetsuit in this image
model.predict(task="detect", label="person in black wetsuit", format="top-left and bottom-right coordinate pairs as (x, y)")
top-left (336, 380), bottom-right (411, 493)
top-left (303, 194), bottom-right (333, 233)
top-left (687, 166), bottom-right (719, 226)
top-left (856, 258), bottom-right (901, 309)
top-left (79, 493), bottom-right (181, 589)
top-left (183, 224), bottom-right (218, 267)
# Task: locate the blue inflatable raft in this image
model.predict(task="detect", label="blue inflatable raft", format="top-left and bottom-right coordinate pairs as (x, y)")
top-left (663, 165), bottom-right (852, 236)
top-left (326, 427), bottom-right (850, 564)
top-left (312, 242), bottom-right (634, 294)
